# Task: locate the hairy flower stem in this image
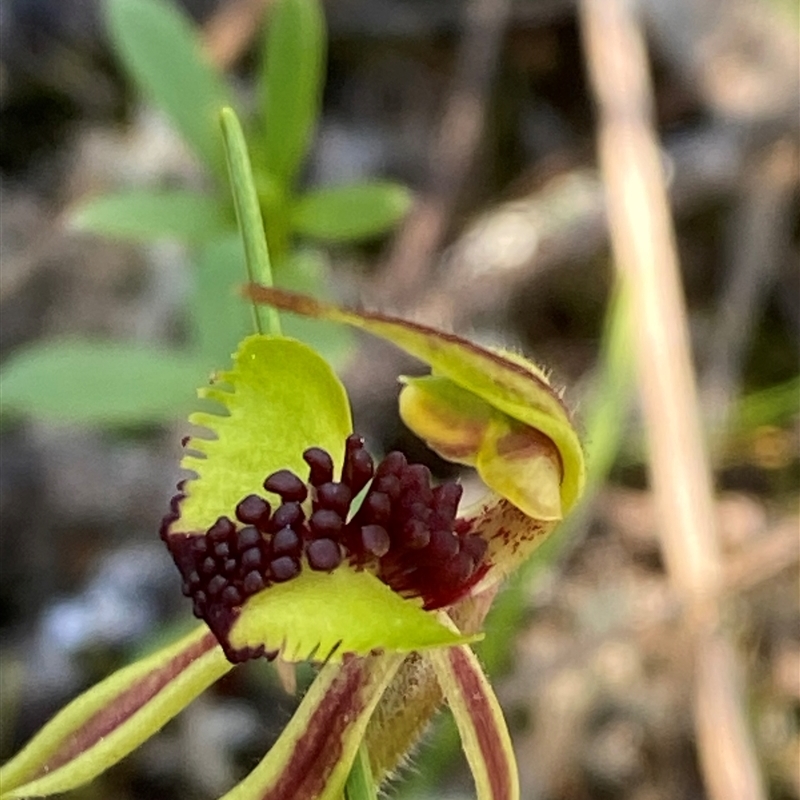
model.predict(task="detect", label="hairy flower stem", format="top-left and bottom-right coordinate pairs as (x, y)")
top-left (365, 586), bottom-right (498, 783)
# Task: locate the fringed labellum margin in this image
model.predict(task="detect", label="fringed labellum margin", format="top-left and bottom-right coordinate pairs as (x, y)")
top-left (1, 290), bottom-right (585, 800)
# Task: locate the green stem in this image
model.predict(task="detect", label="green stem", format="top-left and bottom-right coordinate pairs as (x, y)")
top-left (344, 743), bottom-right (376, 800)
top-left (219, 106), bottom-right (281, 336)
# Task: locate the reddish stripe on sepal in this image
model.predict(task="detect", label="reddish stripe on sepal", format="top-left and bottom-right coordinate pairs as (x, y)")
top-left (221, 653), bottom-right (402, 800)
top-left (427, 641), bottom-right (519, 800)
top-left (448, 646), bottom-right (514, 800)
top-left (39, 630), bottom-right (218, 777)
top-left (261, 656), bottom-right (370, 799)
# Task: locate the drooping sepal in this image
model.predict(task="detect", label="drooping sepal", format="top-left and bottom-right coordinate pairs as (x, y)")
top-left (0, 626), bottom-right (232, 799)
top-left (218, 652), bottom-right (404, 800)
top-left (428, 630), bottom-right (520, 800)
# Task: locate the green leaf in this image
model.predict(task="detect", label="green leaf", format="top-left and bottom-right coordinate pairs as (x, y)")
top-left (105, 0), bottom-right (231, 176)
top-left (171, 334), bottom-right (352, 533)
top-left (70, 190), bottom-right (233, 243)
top-left (0, 626), bottom-right (232, 799)
top-left (428, 638), bottom-right (519, 800)
top-left (0, 339), bottom-right (209, 425)
top-left (259, 0), bottom-right (325, 187)
top-left (291, 183), bottom-right (412, 242)
top-left (190, 235), bottom-right (255, 363)
top-left (219, 653), bottom-right (403, 800)
top-left (227, 566), bottom-right (479, 663)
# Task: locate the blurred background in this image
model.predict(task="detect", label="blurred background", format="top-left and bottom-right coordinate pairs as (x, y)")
top-left (0, 0), bottom-right (798, 798)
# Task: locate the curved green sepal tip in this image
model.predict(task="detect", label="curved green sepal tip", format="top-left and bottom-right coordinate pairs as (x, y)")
top-left (243, 287), bottom-right (586, 515)
top-left (399, 376), bottom-right (563, 521)
top-left (171, 335), bottom-right (352, 534)
top-left (228, 566), bottom-right (480, 662)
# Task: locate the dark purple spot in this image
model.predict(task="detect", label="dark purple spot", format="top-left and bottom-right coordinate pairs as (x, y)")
top-left (425, 529), bottom-right (459, 561)
top-left (235, 495), bottom-right (271, 528)
top-left (200, 557), bottom-right (217, 576)
top-left (309, 509), bottom-right (343, 539)
top-left (361, 525), bottom-right (390, 558)
top-left (304, 447), bottom-right (334, 486)
top-left (270, 556), bottom-right (301, 582)
top-left (432, 482), bottom-right (463, 519)
top-left (223, 558), bottom-right (238, 575)
top-left (461, 534), bottom-right (488, 563)
top-left (240, 546), bottom-right (263, 572)
top-left (343, 435), bottom-right (374, 493)
top-left (243, 570), bottom-right (266, 595)
top-left (207, 575), bottom-right (228, 596)
top-left (221, 585), bottom-right (242, 607)
top-left (363, 492), bottom-right (391, 524)
top-left (236, 526), bottom-right (262, 552)
top-left (440, 550), bottom-right (475, 585)
top-left (272, 501), bottom-right (305, 530)
top-left (307, 538), bottom-right (342, 572)
top-left (272, 526), bottom-right (302, 557)
top-left (401, 518), bottom-right (431, 549)
top-left (375, 450), bottom-right (407, 478)
top-left (191, 536), bottom-right (208, 555)
top-left (213, 541), bottom-right (230, 559)
top-left (316, 482), bottom-right (353, 516)
top-left (372, 474), bottom-right (401, 501)
top-left (207, 516), bottom-right (235, 544)
top-left (264, 470), bottom-right (308, 502)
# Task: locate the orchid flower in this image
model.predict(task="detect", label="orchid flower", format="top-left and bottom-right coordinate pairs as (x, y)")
top-left (0, 288), bottom-right (585, 800)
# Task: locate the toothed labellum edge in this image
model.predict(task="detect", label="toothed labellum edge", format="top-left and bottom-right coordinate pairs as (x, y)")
top-left (162, 435), bottom-right (490, 662)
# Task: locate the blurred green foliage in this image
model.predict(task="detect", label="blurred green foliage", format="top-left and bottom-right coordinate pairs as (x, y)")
top-left (0, 0), bottom-right (411, 427)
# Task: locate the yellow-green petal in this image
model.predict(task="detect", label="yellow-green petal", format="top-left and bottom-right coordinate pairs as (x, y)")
top-left (0, 626), bottom-right (232, 799)
top-left (227, 566), bottom-right (480, 663)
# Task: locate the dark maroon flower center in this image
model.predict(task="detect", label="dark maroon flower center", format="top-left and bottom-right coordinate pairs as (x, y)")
top-left (161, 434), bottom-right (488, 662)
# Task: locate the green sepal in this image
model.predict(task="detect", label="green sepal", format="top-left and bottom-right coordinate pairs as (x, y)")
top-left (0, 626), bottom-right (232, 799)
top-left (227, 566), bottom-right (480, 663)
top-left (170, 334), bottom-right (351, 534)
top-left (427, 635), bottom-right (520, 800)
top-left (219, 653), bottom-right (403, 800)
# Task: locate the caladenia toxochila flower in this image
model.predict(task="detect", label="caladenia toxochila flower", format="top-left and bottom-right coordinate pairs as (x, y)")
top-left (0, 288), bottom-right (585, 800)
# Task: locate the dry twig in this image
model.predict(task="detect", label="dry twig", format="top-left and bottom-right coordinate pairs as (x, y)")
top-left (578, 1), bottom-right (767, 798)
